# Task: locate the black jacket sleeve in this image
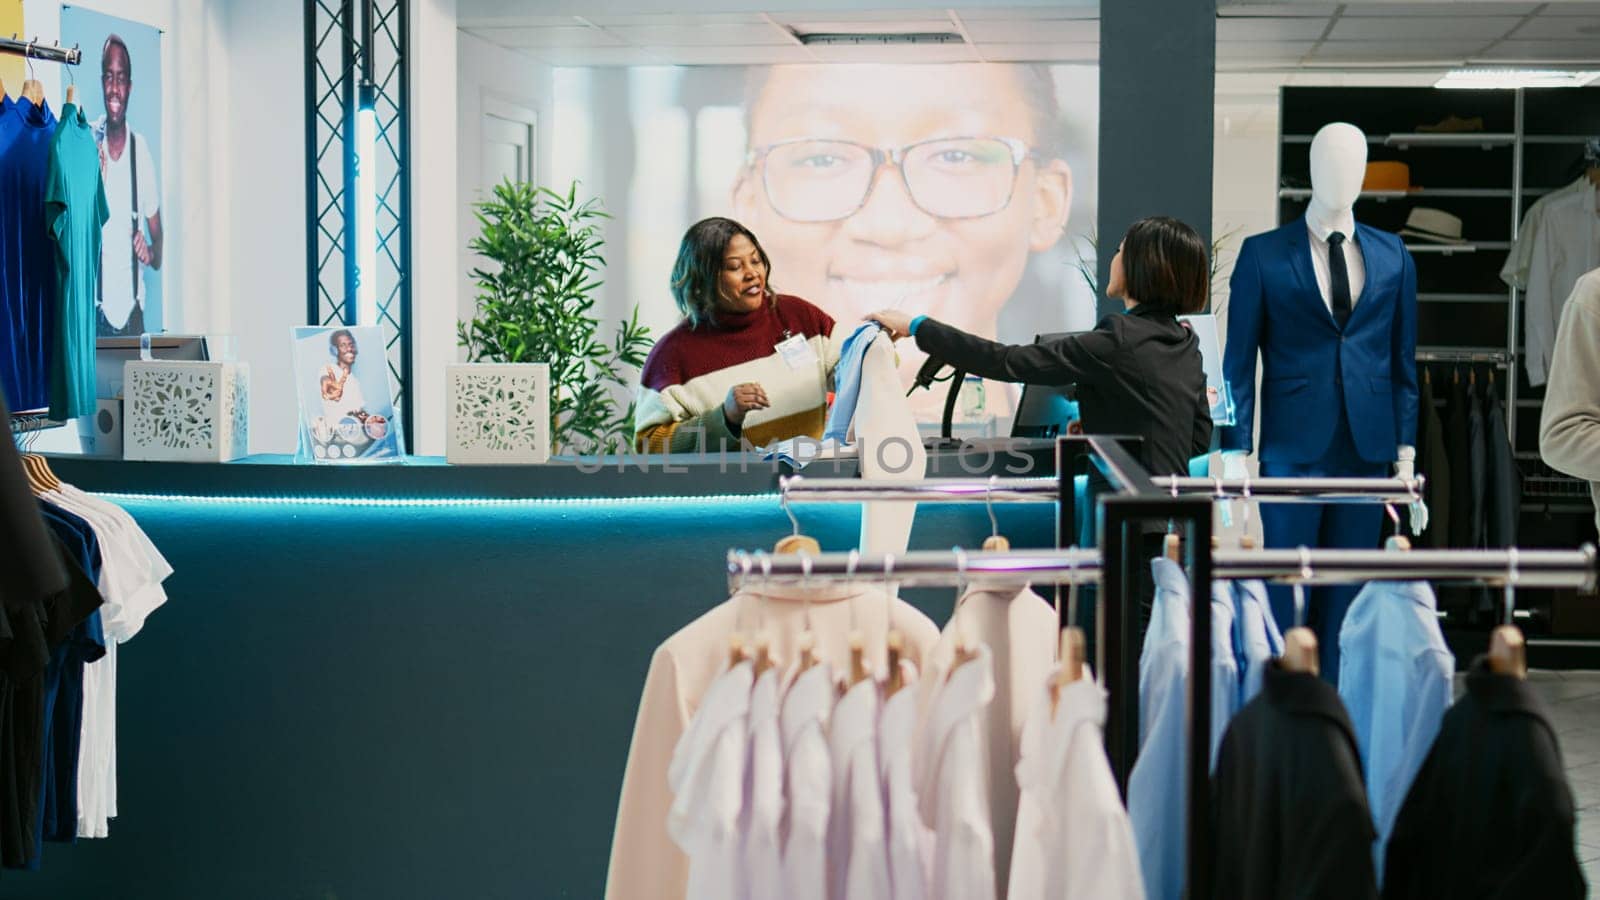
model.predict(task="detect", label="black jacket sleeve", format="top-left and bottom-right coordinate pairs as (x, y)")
top-left (913, 317), bottom-right (1119, 386)
top-left (1192, 388), bottom-right (1215, 459)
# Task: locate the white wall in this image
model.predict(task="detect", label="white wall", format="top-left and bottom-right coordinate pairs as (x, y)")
top-left (218, 0), bottom-right (304, 453)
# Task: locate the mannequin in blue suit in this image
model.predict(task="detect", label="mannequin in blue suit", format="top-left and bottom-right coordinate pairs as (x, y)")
top-left (1221, 123), bottom-right (1419, 681)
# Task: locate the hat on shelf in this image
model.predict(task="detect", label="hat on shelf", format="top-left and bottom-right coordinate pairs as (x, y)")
top-left (1363, 161), bottom-right (1414, 192)
top-left (1399, 207), bottom-right (1468, 244)
top-left (1415, 114), bottom-right (1485, 134)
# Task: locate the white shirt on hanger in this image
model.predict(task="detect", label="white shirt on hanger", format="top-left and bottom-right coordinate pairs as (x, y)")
top-left (742, 667), bottom-right (784, 900)
top-left (1306, 206), bottom-right (1367, 316)
top-left (882, 662), bottom-right (931, 900)
top-left (1521, 181), bottom-right (1600, 385)
top-left (829, 675), bottom-right (891, 900)
top-left (917, 643), bottom-right (998, 900)
top-left (781, 662), bottom-right (834, 900)
top-left (1009, 666), bottom-right (1146, 900)
top-left (666, 660), bottom-right (752, 900)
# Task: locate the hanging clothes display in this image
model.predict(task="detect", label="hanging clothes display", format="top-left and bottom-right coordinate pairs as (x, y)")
top-left (1008, 666), bottom-right (1146, 900)
top-left (1382, 657), bottom-right (1587, 899)
top-left (664, 660), bottom-right (750, 900)
top-left (881, 664), bottom-right (930, 900)
top-left (44, 101), bottom-right (109, 422)
top-left (1210, 660), bottom-right (1378, 900)
top-left (0, 428), bottom-right (170, 873)
top-left (742, 665), bottom-right (784, 900)
top-left (1335, 580), bottom-right (1452, 879)
top-left (1126, 557), bottom-right (1238, 900)
top-left (1502, 177), bottom-right (1600, 386)
top-left (1413, 371), bottom-right (1451, 550)
top-left (0, 95), bottom-right (58, 415)
top-left (1225, 580), bottom-right (1283, 706)
top-left (780, 661), bottom-right (834, 900)
top-left (917, 644), bottom-right (998, 900)
top-left (915, 584), bottom-right (1055, 897)
top-left (1482, 374), bottom-right (1519, 549)
top-left (605, 582), bottom-right (939, 900)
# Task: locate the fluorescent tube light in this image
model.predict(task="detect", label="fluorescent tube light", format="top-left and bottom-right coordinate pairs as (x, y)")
top-left (1436, 69), bottom-right (1600, 90)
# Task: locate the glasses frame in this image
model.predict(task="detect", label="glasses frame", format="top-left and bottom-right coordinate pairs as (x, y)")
top-left (747, 135), bottom-right (1035, 223)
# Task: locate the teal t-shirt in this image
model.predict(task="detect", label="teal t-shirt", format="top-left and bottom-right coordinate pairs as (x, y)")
top-left (45, 102), bottom-right (109, 421)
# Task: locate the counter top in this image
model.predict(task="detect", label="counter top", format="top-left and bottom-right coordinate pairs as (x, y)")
top-left (46, 438), bottom-right (1058, 501)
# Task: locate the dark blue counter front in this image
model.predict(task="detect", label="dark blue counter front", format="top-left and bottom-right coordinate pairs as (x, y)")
top-left (15, 455), bottom-right (1056, 899)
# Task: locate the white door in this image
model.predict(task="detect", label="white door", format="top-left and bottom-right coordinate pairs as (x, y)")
top-left (481, 102), bottom-right (536, 191)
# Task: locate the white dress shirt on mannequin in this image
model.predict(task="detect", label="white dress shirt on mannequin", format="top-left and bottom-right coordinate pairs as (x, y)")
top-left (1306, 205), bottom-right (1367, 316)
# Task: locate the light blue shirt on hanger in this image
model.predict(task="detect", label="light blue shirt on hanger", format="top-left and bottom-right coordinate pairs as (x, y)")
top-left (1230, 579), bottom-right (1285, 705)
top-left (1127, 557), bottom-right (1239, 900)
top-left (1336, 579), bottom-right (1453, 881)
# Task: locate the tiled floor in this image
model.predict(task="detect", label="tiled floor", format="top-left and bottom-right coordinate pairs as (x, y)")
top-left (1526, 670), bottom-right (1600, 888)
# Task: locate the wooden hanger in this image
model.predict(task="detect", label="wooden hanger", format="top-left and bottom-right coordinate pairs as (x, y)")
top-left (885, 630), bottom-right (905, 697)
top-left (1050, 626), bottom-right (1087, 714)
top-left (65, 83), bottom-right (76, 105)
top-left (846, 631), bottom-right (870, 688)
top-left (1488, 625), bottom-right (1527, 679)
top-left (752, 634), bottom-right (775, 677)
top-left (20, 45), bottom-right (43, 104)
top-left (21, 454), bottom-right (60, 492)
top-left (1163, 532), bottom-right (1181, 562)
top-left (1282, 628), bottom-right (1320, 675)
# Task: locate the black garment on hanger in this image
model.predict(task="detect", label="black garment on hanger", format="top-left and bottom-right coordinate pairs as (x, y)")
top-left (1467, 377), bottom-right (1488, 548)
top-left (0, 393), bottom-right (68, 607)
top-left (1212, 660), bottom-right (1377, 900)
top-left (1483, 378), bottom-right (1519, 548)
top-left (1383, 657), bottom-right (1586, 900)
top-left (1416, 372), bottom-right (1451, 549)
top-left (1444, 375), bottom-right (1473, 547)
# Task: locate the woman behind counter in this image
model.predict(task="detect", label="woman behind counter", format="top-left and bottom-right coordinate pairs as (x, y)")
top-left (634, 217), bottom-right (843, 453)
top-left (869, 215), bottom-right (1213, 479)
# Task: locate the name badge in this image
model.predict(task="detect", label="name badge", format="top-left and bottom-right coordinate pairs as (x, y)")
top-left (776, 333), bottom-right (819, 371)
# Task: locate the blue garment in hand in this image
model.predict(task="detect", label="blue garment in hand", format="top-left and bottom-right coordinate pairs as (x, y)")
top-left (823, 321), bottom-right (881, 443)
top-left (1127, 557), bottom-right (1239, 900)
top-left (1336, 580), bottom-right (1452, 881)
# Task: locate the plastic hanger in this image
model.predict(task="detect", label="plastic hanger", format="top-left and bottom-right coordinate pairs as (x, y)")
top-left (1281, 547), bottom-right (1320, 675)
top-left (774, 482), bottom-right (821, 555)
top-left (981, 476), bottom-right (1010, 552)
top-left (1489, 548), bottom-right (1527, 679)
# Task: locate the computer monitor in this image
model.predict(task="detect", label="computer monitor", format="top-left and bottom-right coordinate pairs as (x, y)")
top-left (1009, 332), bottom-right (1081, 439)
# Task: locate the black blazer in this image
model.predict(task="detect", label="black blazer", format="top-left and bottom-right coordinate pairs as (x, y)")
top-left (1383, 657), bottom-right (1585, 900)
top-left (914, 305), bottom-right (1212, 477)
top-left (1212, 661), bottom-right (1378, 900)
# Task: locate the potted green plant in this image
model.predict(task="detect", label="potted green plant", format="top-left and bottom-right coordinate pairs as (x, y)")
top-left (452, 181), bottom-right (651, 462)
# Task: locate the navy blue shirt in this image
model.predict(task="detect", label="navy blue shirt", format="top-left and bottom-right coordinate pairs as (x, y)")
top-left (0, 96), bottom-right (59, 414)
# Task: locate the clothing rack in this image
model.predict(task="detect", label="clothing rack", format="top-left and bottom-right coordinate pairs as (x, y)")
top-left (1415, 347), bottom-right (1513, 367)
top-left (9, 410), bottom-right (62, 436)
top-left (1066, 435), bottom-right (1599, 900)
top-left (0, 36), bottom-right (82, 65)
top-left (728, 546), bottom-right (1596, 592)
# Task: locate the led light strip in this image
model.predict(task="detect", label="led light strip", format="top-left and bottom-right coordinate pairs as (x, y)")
top-left (92, 491), bottom-right (783, 509)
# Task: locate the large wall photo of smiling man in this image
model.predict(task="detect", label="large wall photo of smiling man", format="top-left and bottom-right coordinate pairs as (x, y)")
top-left (554, 58), bottom-right (1098, 430)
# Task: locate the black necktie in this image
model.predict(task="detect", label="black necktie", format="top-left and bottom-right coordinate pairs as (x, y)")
top-left (1328, 231), bottom-right (1352, 330)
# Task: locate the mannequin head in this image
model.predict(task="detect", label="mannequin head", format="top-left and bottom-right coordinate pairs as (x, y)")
top-left (1308, 122), bottom-right (1368, 214)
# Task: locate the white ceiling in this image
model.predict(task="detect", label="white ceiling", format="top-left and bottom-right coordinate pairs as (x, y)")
top-left (458, 2), bottom-right (1600, 70)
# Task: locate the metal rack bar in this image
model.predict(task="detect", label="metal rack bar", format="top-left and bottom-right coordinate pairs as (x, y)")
top-left (0, 36), bottom-right (82, 65)
top-left (780, 474), bottom-right (1425, 505)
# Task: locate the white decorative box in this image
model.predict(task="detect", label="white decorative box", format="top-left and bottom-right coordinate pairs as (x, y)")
top-left (124, 361), bottom-right (250, 462)
top-left (447, 363), bottom-right (551, 465)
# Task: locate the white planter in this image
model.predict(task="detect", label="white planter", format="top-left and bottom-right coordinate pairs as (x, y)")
top-left (446, 363), bottom-right (551, 465)
top-left (123, 361), bottom-right (250, 462)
